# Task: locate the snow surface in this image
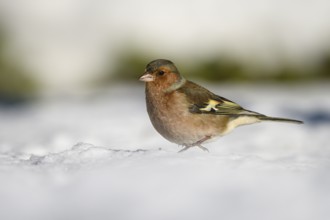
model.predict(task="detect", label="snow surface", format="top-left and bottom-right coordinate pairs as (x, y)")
top-left (0, 83), bottom-right (330, 220)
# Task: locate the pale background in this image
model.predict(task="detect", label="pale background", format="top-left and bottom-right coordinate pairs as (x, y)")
top-left (0, 1), bottom-right (330, 220)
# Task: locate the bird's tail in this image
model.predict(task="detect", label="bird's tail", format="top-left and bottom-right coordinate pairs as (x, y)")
top-left (257, 115), bottom-right (303, 124)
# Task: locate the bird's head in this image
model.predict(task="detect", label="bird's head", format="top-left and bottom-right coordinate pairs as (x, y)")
top-left (139, 59), bottom-right (185, 91)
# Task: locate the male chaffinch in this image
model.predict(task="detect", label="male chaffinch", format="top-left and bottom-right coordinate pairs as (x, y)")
top-left (139, 59), bottom-right (303, 152)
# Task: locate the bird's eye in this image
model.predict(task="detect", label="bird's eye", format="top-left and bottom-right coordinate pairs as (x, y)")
top-left (158, 70), bottom-right (165, 76)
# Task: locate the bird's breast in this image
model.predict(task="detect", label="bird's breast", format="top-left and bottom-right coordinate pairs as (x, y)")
top-left (145, 88), bottom-right (227, 145)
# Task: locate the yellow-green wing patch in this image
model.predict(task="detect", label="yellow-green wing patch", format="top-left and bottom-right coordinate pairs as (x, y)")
top-left (197, 98), bottom-right (245, 114)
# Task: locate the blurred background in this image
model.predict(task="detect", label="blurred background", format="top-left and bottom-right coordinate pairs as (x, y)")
top-left (0, 0), bottom-right (329, 102)
top-left (1, 1), bottom-right (330, 220)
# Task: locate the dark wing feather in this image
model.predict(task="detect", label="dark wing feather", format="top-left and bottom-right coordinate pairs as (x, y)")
top-left (177, 81), bottom-right (264, 117)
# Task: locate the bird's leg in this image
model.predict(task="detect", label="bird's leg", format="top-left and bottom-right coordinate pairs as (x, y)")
top-left (194, 135), bottom-right (211, 152)
top-left (178, 135), bottom-right (211, 153)
top-left (197, 145), bottom-right (209, 152)
top-left (178, 145), bottom-right (191, 153)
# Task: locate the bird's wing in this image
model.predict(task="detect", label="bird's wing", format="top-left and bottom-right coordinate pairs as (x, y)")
top-left (177, 81), bottom-right (263, 117)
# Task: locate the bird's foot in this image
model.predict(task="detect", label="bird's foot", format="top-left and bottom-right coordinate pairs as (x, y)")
top-left (178, 136), bottom-right (211, 153)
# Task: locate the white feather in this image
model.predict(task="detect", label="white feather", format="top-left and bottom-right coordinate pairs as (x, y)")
top-left (222, 116), bottom-right (260, 135)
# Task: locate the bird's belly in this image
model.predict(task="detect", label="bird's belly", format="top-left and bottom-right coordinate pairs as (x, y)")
top-left (150, 108), bottom-right (228, 145)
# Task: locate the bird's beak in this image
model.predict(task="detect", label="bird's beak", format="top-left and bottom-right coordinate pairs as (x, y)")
top-left (139, 72), bottom-right (154, 82)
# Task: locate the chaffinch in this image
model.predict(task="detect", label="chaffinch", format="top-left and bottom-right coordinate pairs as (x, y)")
top-left (139, 59), bottom-right (303, 152)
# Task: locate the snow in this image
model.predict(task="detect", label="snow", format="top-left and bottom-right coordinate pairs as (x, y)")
top-left (0, 83), bottom-right (330, 220)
